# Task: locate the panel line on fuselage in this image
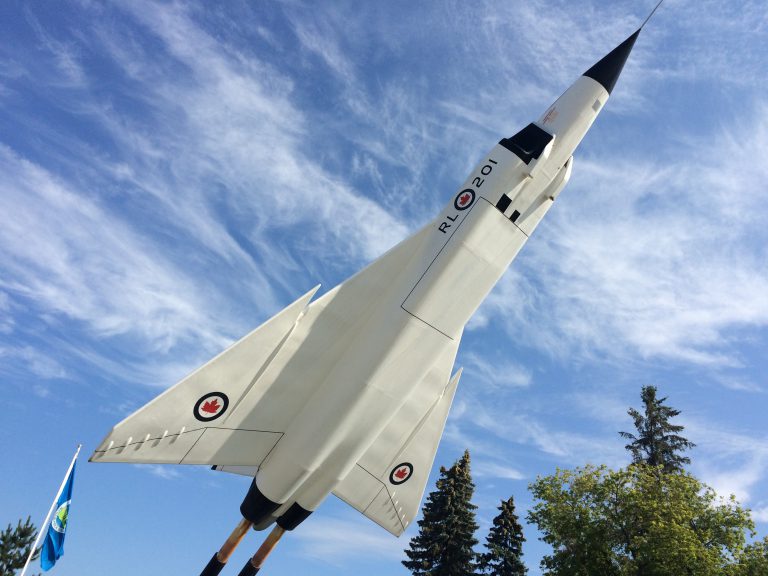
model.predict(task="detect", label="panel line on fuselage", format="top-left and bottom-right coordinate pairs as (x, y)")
top-left (399, 196), bottom-right (529, 339)
top-left (401, 202), bottom-right (477, 306)
top-left (397, 199), bottom-right (484, 340)
top-left (398, 306), bottom-right (455, 340)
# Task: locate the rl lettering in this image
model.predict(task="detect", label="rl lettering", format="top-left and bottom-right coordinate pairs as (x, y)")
top-left (438, 214), bottom-right (458, 234)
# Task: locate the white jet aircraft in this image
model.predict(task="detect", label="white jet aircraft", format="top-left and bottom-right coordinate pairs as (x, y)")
top-left (92, 17), bottom-right (650, 576)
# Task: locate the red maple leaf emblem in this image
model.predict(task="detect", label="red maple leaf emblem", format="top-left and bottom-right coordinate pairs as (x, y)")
top-left (459, 192), bottom-right (471, 206)
top-left (201, 399), bottom-right (220, 414)
top-left (394, 467), bottom-right (409, 480)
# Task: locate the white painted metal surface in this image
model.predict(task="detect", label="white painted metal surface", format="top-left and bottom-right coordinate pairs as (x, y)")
top-left (92, 28), bottom-right (640, 537)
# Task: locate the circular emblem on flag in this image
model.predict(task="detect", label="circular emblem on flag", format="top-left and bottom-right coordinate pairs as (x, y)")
top-left (193, 392), bottom-right (229, 422)
top-left (51, 500), bottom-right (70, 534)
top-left (454, 188), bottom-right (475, 211)
top-left (389, 462), bottom-right (414, 485)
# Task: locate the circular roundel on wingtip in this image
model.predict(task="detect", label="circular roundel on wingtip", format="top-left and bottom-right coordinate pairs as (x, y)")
top-left (193, 392), bottom-right (229, 422)
top-left (389, 462), bottom-right (414, 485)
top-left (454, 189), bottom-right (475, 211)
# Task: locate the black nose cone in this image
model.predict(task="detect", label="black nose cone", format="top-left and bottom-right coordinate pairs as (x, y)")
top-left (583, 29), bottom-right (640, 94)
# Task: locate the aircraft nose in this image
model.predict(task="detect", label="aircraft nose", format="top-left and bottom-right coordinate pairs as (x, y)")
top-left (583, 28), bottom-right (641, 94)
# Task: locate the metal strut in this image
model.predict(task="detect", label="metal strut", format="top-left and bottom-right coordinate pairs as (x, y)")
top-left (200, 517), bottom-right (253, 576)
top-left (236, 525), bottom-right (286, 576)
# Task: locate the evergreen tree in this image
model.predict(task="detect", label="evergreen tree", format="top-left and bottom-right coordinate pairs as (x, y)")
top-left (0, 516), bottom-right (39, 576)
top-left (619, 385), bottom-right (695, 473)
top-left (479, 496), bottom-right (527, 576)
top-left (403, 450), bottom-right (479, 576)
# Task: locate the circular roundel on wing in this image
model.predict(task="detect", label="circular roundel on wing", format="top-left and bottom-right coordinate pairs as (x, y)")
top-left (193, 392), bottom-right (229, 422)
top-left (389, 462), bottom-right (414, 485)
top-left (454, 188), bottom-right (475, 211)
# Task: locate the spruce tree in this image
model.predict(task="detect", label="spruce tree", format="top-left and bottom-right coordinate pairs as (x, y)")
top-left (479, 496), bottom-right (527, 576)
top-left (403, 450), bottom-right (479, 576)
top-left (619, 385), bottom-right (695, 473)
top-left (0, 516), bottom-right (39, 576)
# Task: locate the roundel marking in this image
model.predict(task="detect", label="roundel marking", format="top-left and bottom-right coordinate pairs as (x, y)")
top-left (454, 188), bottom-right (475, 211)
top-left (389, 462), bottom-right (414, 485)
top-left (193, 392), bottom-right (229, 422)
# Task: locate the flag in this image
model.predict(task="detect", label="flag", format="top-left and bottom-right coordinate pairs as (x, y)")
top-left (40, 461), bottom-right (76, 571)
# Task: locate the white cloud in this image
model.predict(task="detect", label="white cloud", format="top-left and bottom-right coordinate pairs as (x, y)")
top-left (752, 504), bottom-right (768, 523)
top-left (702, 459), bottom-right (767, 505)
top-left (112, 0), bottom-right (410, 262)
top-left (0, 345), bottom-right (68, 380)
top-left (23, 6), bottom-right (87, 88)
top-left (287, 11), bottom-right (357, 86)
top-left (566, 391), bottom-right (633, 427)
top-left (135, 464), bottom-right (182, 481)
top-left (462, 352), bottom-right (533, 389)
top-left (686, 419), bottom-right (768, 503)
top-left (33, 384), bottom-right (51, 398)
top-left (456, 395), bottom-right (626, 468)
top-left (474, 460), bottom-right (526, 481)
top-left (1, 1), bottom-right (415, 379)
top-left (0, 145), bottom-right (228, 354)
top-left (651, 0), bottom-right (768, 89)
top-left (712, 375), bottom-right (763, 393)
top-left (0, 291), bottom-right (14, 334)
top-left (294, 513), bottom-right (404, 565)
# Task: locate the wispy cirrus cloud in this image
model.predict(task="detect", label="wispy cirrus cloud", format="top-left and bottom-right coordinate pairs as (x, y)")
top-left (293, 513), bottom-right (404, 565)
top-left (22, 6), bottom-right (88, 89)
top-left (685, 418), bottom-right (768, 504)
top-left (474, 460), bottom-right (526, 481)
top-left (135, 464), bottom-right (182, 481)
top-left (651, 0), bottom-right (768, 89)
top-left (454, 392), bottom-right (626, 468)
top-left (0, 291), bottom-right (14, 334)
top-left (461, 352), bottom-right (533, 390)
top-left (0, 0), bottom-right (414, 383)
top-left (752, 505), bottom-right (768, 523)
top-left (0, 145), bottom-right (228, 354)
top-left (0, 345), bottom-right (68, 380)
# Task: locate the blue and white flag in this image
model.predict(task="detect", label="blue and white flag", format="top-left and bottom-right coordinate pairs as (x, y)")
top-left (40, 461), bottom-right (76, 571)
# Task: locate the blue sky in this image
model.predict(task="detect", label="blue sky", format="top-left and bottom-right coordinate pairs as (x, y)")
top-left (1, 1), bottom-right (767, 574)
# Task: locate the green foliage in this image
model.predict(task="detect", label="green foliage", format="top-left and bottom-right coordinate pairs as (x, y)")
top-left (725, 537), bottom-right (768, 576)
top-left (619, 385), bottom-right (695, 473)
top-left (479, 496), bottom-right (527, 576)
top-left (0, 517), bottom-right (39, 576)
top-left (527, 464), bottom-right (754, 576)
top-left (403, 450), bottom-right (479, 576)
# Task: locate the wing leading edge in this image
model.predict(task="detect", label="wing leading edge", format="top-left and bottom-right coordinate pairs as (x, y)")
top-left (89, 285), bottom-right (319, 465)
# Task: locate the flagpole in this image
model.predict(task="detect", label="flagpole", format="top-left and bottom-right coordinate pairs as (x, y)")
top-left (19, 444), bottom-right (82, 576)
